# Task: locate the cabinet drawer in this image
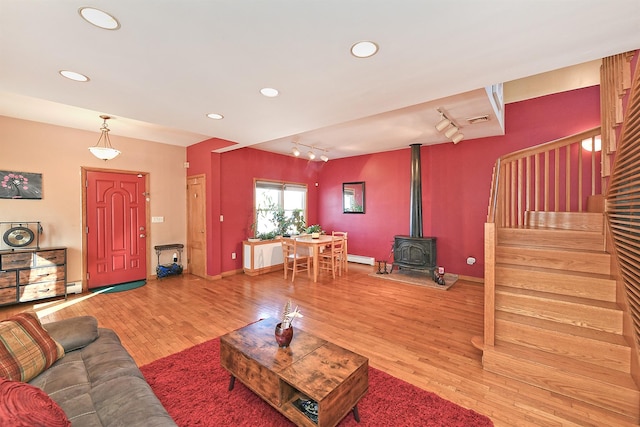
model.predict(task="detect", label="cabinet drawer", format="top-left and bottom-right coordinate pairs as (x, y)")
top-left (19, 281), bottom-right (65, 302)
top-left (34, 249), bottom-right (66, 267)
top-left (0, 286), bottom-right (16, 305)
top-left (0, 252), bottom-right (33, 270)
top-left (0, 270), bottom-right (16, 288)
top-left (235, 351), bottom-right (282, 407)
top-left (19, 266), bottom-right (65, 285)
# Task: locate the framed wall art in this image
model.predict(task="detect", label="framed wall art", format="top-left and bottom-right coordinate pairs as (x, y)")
top-left (0, 171), bottom-right (43, 199)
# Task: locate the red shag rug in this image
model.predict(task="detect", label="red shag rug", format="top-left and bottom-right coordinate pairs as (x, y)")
top-left (140, 338), bottom-right (493, 427)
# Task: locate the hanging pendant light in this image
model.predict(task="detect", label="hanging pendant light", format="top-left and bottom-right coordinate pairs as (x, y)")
top-left (89, 115), bottom-right (121, 160)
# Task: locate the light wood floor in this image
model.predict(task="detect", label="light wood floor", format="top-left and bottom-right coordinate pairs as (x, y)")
top-left (0, 264), bottom-right (635, 427)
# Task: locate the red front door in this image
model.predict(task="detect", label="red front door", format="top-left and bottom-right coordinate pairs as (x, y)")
top-left (86, 171), bottom-right (147, 288)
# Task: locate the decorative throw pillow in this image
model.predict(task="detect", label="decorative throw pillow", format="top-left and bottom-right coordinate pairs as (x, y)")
top-left (0, 311), bottom-right (64, 382)
top-left (0, 377), bottom-right (70, 426)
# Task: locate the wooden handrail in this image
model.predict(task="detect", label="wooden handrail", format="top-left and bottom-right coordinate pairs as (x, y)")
top-left (487, 127), bottom-right (602, 227)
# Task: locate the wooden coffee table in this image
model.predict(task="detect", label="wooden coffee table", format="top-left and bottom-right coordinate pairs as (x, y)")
top-left (220, 317), bottom-right (369, 427)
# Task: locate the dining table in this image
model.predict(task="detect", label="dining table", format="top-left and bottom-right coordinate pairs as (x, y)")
top-left (294, 235), bottom-right (334, 282)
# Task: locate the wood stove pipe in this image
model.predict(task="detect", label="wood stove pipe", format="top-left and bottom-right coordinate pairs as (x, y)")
top-left (410, 144), bottom-right (423, 238)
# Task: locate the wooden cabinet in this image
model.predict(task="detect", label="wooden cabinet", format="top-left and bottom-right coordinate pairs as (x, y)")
top-left (0, 247), bottom-right (67, 306)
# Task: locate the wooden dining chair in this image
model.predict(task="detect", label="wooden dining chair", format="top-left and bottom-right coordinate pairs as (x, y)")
top-left (281, 238), bottom-right (311, 282)
top-left (332, 231), bottom-right (348, 272)
top-left (318, 236), bottom-right (344, 279)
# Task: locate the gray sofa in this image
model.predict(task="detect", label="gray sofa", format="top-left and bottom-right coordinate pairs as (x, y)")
top-left (30, 316), bottom-right (176, 427)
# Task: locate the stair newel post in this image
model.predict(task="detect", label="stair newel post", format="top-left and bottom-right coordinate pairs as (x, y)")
top-left (484, 222), bottom-right (496, 347)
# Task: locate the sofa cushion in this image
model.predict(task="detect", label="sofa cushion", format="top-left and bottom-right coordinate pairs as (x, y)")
top-left (0, 376), bottom-right (70, 427)
top-left (0, 311), bottom-right (64, 382)
top-left (43, 315), bottom-right (99, 352)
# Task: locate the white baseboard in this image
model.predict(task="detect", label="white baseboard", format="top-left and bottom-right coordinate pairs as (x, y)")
top-left (347, 254), bottom-right (375, 266)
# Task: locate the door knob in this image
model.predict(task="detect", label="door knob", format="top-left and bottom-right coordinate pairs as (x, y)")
top-left (140, 234), bottom-right (146, 238)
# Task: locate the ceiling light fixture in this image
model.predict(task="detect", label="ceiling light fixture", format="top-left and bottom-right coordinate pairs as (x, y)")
top-left (435, 108), bottom-right (464, 144)
top-left (78, 7), bottom-right (120, 30)
top-left (291, 141), bottom-right (329, 161)
top-left (444, 125), bottom-right (459, 139)
top-left (451, 133), bottom-right (465, 144)
top-left (59, 70), bottom-right (89, 82)
top-left (89, 115), bottom-right (121, 161)
top-left (260, 87), bottom-right (279, 97)
top-left (351, 41), bottom-right (379, 58)
top-left (206, 113), bottom-right (224, 120)
top-left (435, 115), bottom-right (451, 132)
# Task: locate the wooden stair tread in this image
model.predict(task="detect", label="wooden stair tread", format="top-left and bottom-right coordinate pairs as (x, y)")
top-left (487, 342), bottom-right (638, 390)
top-left (497, 243), bottom-right (607, 255)
top-left (495, 285), bottom-right (620, 310)
top-left (496, 311), bottom-right (627, 346)
top-left (495, 262), bottom-right (613, 281)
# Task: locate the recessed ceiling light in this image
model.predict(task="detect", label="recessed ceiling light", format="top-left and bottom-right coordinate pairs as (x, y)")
top-left (260, 87), bottom-right (279, 97)
top-left (59, 70), bottom-right (89, 82)
top-left (207, 113), bottom-right (224, 120)
top-left (78, 7), bottom-right (120, 30)
top-left (350, 41), bottom-right (379, 58)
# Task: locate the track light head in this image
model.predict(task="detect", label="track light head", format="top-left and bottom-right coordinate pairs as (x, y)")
top-left (320, 155), bottom-right (329, 162)
top-left (444, 125), bottom-right (459, 139)
top-left (451, 133), bottom-right (464, 144)
top-left (292, 147), bottom-right (300, 156)
top-left (307, 151), bottom-right (316, 160)
top-left (435, 117), bottom-right (451, 132)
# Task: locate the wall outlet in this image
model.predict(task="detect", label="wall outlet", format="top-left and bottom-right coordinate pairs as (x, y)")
top-left (231, 252), bottom-right (236, 259)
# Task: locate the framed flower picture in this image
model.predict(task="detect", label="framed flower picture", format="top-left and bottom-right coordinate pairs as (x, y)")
top-left (0, 171), bottom-right (43, 199)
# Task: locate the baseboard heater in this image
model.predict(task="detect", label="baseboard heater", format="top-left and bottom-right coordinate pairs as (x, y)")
top-left (347, 254), bottom-right (375, 266)
top-left (66, 282), bottom-right (82, 294)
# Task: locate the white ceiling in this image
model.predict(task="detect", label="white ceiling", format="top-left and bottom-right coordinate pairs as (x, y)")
top-left (0, 1), bottom-right (639, 160)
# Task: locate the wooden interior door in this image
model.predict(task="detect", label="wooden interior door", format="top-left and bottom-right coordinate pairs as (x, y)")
top-left (86, 171), bottom-right (147, 288)
top-left (187, 175), bottom-right (206, 278)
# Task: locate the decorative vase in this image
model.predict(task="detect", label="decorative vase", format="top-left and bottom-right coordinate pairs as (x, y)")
top-left (274, 322), bottom-right (294, 347)
top-left (311, 232), bottom-right (320, 239)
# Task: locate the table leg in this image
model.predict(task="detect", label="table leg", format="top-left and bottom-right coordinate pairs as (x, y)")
top-left (313, 246), bottom-right (319, 282)
top-left (228, 375), bottom-right (236, 391)
top-left (352, 405), bottom-right (361, 422)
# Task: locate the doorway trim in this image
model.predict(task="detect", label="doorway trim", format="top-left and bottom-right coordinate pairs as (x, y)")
top-left (81, 167), bottom-right (151, 292)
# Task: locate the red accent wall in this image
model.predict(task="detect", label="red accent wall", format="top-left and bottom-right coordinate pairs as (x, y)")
top-left (218, 148), bottom-right (322, 274)
top-left (318, 86), bottom-right (601, 278)
top-left (189, 85), bottom-right (600, 279)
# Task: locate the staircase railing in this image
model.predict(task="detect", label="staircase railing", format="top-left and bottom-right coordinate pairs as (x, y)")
top-left (487, 127), bottom-right (602, 227)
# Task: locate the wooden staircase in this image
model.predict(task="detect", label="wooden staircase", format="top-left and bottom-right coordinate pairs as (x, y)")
top-left (481, 211), bottom-right (640, 421)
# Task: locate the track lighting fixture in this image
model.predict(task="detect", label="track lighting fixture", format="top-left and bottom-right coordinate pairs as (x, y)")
top-left (435, 116), bottom-right (451, 132)
top-left (435, 108), bottom-right (464, 144)
top-left (444, 125), bottom-right (459, 139)
top-left (290, 141), bottom-right (329, 161)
